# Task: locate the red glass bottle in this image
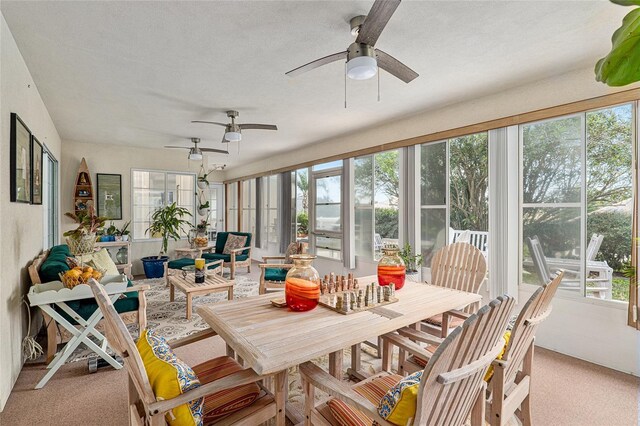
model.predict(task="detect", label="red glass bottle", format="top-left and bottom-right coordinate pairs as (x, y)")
top-left (285, 255), bottom-right (321, 312)
top-left (377, 246), bottom-right (406, 290)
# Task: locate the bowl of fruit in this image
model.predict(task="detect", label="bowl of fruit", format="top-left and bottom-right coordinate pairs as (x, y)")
top-left (60, 265), bottom-right (105, 289)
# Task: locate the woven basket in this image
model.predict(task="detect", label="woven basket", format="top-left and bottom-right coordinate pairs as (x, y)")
top-left (66, 233), bottom-right (96, 256)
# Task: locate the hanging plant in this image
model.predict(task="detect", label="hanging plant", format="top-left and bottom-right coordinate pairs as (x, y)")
top-left (595, 0), bottom-right (640, 86)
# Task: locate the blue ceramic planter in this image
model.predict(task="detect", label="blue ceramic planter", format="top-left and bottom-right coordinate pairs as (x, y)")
top-left (141, 256), bottom-right (169, 278)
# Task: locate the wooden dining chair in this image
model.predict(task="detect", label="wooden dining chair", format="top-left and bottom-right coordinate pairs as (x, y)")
top-left (487, 271), bottom-right (563, 426)
top-left (87, 279), bottom-right (286, 425)
top-left (424, 242), bottom-right (488, 337)
top-left (300, 295), bottom-right (515, 426)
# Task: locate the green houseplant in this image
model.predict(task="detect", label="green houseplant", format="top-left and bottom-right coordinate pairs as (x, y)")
top-left (64, 206), bottom-right (108, 255)
top-left (141, 203), bottom-right (192, 278)
top-left (399, 243), bottom-right (423, 282)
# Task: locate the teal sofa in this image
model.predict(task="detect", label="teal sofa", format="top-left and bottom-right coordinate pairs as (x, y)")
top-left (30, 244), bottom-right (148, 364)
top-left (202, 232), bottom-right (252, 278)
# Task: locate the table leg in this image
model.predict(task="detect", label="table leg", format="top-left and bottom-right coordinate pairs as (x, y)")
top-left (274, 369), bottom-right (288, 426)
top-left (186, 294), bottom-right (193, 320)
top-left (228, 286), bottom-right (234, 301)
top-left (328, 350), bottom-right (343, 379)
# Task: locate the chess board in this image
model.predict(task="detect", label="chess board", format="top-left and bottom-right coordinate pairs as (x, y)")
top-left (318, 291), bottom-right (398, 315)
top-left (317, 275), bottom-right (398, 315)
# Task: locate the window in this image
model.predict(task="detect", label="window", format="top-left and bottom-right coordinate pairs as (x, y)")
top-left (43, 151), bottom-right (58, 247)
top-left (227, 182), bottom-right (238, 231)
top-left (312, 161), bottom-right (343, 260)
top-left (520, 104), bottom-right (634, 302)
top-left (132, 170), bottom-right (195, 240)
top-left (354, 150), bottom-right (400, 260)
top-left (295, 168), bottom-right (309, 241)
top-left (242, 179), bottom-right (257, 236)
top-left (261, 175), bottom-right (280, 250)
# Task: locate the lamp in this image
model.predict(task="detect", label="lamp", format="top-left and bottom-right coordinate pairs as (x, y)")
top-left (188, 148), bottom-right (203, 161)
top-left (346, 43), bottom-right (378, 80)
top-left (224, 131), bottom-right (242, 142)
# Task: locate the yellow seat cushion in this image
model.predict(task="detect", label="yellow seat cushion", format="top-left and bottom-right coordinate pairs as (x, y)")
top-left (137, 329), bottom-right (203, 426)
top-left (192, 356), bottom-right (261, 423)
top-left (326, 373), bottom-right (403, 426)
top-left (378, 371), bottom-right (423, 425)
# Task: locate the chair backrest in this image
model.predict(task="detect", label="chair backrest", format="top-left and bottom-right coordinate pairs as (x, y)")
top-left (501, 272), bottom-right (562, 387)
top-left (586, 233), bottom-right (604, 261)
top-left (414, 295), bottom-right (515, 425)
top-left (526, 236), bottom-right (552, 285)
top-left (88, 279), bottom-right (157, 407)
top-left (430, 242), bottom-right (487, 311)
top-left (28, 251), bottom-right (48, 285)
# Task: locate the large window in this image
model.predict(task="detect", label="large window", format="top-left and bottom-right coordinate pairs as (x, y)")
top-left (43, 150), bottom-right (59, 248)
top-left (242, 179), bottom-right (257, 237)
top-left (520, 104), bottom-right (634, 301)
top-left (227, 182), bottom-right (238, 231)
top-left (261, 174), bottom-right (280, 250)
top-left (295, 168), bottom-right (309, 242)
top-left (132, 170), bottom-right (195, 240)
top-left (420, 133), bottom-right (489, 266)
top-left (312, 162), bottom-right (342, 260)
top-left (354, 150), bottom-right (400, 260)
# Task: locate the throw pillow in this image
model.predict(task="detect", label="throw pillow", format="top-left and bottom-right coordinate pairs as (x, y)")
top-left (223, 235), bottom-right (247, 255)
top-left (378, 371), bottom-right (422, 425)
top-left (137, 329), bottom-right (204, 426)
top-left (76, 249), bottom-right (119, 276)
top-left (484, 330), bottom-right (512, 382)
top-left (284, 242), bottom-right (302, 264)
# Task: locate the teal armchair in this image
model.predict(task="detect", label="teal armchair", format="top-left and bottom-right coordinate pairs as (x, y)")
top-left (202, 232), bottom-right (252, 279)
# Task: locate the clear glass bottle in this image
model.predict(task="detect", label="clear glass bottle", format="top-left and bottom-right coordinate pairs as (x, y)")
top-left (377, 246), bottom-right (406, 290)
top-left (194, 227), bottom-right (208, 247)
top-left (285, 254), bottom-right (321, 312)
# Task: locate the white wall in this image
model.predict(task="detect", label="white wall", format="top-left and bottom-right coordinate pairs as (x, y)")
top-left (0, 13), bottom-right (63, 410)
top-left (60, 140), bottom-right (224, 275)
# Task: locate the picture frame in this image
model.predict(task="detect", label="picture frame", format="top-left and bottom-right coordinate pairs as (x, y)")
top-left (31, 135), bottom-right (43, 205)
top-left (97, 173), bottom-right (122, 219)
top-left (10, 113), bottom-right (32, 203)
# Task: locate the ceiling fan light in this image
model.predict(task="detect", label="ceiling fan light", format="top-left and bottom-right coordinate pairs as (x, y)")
top-left (346, 55), bottom-right (377, 80)
top-left (188, 152), bottom-right (203, 161)
top-left (224, 131), bottom-right (242, 142)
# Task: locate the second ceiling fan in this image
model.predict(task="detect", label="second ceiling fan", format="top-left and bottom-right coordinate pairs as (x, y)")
top-left (192, 110), bottom-right (277, 143)
top-left (285, 0), bottom-right (418, 83)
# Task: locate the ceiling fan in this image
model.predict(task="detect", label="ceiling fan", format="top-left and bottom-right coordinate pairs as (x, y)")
top-left (285, 0), bottom-right (418, 83)
top-left (164, 138), bottom-right (229, 161)
top-left (191, 110), bottom-right (278, 143)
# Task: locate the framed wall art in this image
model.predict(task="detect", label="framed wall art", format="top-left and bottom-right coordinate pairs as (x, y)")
top-left (97, 173), bottom-right (122, 219)
top-left (31, 136), bottom-right (43, 205)
top-left (10, 113), bottom-right (32, 203)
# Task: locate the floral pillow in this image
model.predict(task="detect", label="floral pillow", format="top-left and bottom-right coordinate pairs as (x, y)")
top-left (223, 234), bottom-right (248, 255)
top-left (378, 371), bottom-right (422, 425)
top-left (284, 242), bottom-right (302, 264)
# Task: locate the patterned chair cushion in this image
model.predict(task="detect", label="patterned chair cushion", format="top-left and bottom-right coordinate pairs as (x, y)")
top-left (378, 371), bottom-right (423, 425)
top-left (136, 329), bottom-right (203, 426)
top-left (192, 357), bottom-right (261, 423)
top-left (326, 373), bottom-right (403, 426)
top-left (222, 235), bottom-right (248, 255)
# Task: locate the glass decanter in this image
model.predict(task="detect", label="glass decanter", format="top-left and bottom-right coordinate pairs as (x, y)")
top-left (377, 245), bottom-right (406, 290)
top-left (285, 255), bottom-right (321, 312)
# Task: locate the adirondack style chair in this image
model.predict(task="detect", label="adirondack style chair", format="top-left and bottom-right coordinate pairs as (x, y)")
top-left (299, 296), bottom-right (515, 426)
top-left (258, 241), bottom-right (304, 294)
top-left (87, 279), bottom-right (286, 425)
top-left (526, 236), bottom-right (610, 298)
top-left (487, 272), bottom-right (563, 426)
top-left (423, 242), bottom-right (488, 337)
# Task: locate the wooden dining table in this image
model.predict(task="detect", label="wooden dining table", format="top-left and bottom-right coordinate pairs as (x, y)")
top-left (197, 277), bottom-right (481, 423)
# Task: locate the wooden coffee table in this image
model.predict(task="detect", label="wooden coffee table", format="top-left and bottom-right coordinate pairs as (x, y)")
top-left (168, 272), bottom-right (234, 319)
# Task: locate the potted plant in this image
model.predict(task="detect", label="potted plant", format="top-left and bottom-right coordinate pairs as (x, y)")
top-left (399, 243), bottom-right (423, 283)
top-left (141, 202), bottom-right (192, 278)
top-left (63, 206), bottom-right (108, 255)
top-left (117, 221), bottom-right (131, 242)
top-left (102, 222), bottom-right (117, 242)
top-left (197, 166), bottom-right (215, 189)
top-left (197, 199), bottom-right (210, 217)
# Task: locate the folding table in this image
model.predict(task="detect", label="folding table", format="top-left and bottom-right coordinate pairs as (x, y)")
top-left (27, 275), bottom-right (130, 389)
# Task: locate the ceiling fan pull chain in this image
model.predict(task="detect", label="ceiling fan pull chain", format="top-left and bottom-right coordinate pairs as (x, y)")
top-left (344, 62), bottom-right (348, 109)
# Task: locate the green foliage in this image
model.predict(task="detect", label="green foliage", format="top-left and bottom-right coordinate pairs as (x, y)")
top-left (146, 202), bottom-right (192, 255)
top-left (612, 276), bottom-right (630, 302)
top-left (587, 211), bottom-right (632, 271)
top-left (399, 243), bottom-right (423, 272)
top-left (117, 221), bottom-right (131, 236)
top-left (63, 206), bottom-right (108, 238)
top-left (595, 2), bottom-right (640, 86)
top-left (297, 211), bottom-right (308, 235)
top-left (296, 170), bottom-right (309, 210)
top-left (375, 208), bottom-right (399, 239)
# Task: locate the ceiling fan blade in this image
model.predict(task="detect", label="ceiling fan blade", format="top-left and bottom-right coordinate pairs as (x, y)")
top-left (164, 146), bottom-right (191, 149)
top-left (191, 121), bottom-right (227, 127)
top-left (285, 51), bottom-right (347, 77)
top-left (200, 148), bottom-right (230, 154)
top-left (239, 124), bottom-right (278, 131)
top-left (375, 49), bottom-right (418, 83)
top-left (356, 0), bottom-right (401, 46)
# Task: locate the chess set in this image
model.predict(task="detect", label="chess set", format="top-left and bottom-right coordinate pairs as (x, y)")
top-left (318, 273), bottom-right (398, 315)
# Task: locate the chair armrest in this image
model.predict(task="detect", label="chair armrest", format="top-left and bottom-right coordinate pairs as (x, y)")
top-left (381, 332), bottom-right (435, 362)
top-left (298, 362), bottom-right (393, 426)
top-left (444, 309), bottom-right (471, 321)
top-left (168, 329), bottom-right (217, 350)
top-left (207, 259), bottom-right (224, 268)
top-left (148, 368), bottom-right (269, 417)
top-left (262, 256), bottom-right (286, 262)
top-left (397, 327), bottom-right (444, 346)
top-left (229, 247), bottom-right (248, 253)
top-left (128, 284), bottom-right (151, 293)
top-left (259, 263), bottom-right (294, 270)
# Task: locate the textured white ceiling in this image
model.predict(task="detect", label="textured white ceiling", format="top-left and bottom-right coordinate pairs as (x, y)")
top-left (1, 1), bottom-right (626, 169)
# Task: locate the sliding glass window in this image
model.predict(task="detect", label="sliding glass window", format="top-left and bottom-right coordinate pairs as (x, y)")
top-left (227, 182), bottom-right (238, 231)
top-left (242, 179), bottom-right (257, 237)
